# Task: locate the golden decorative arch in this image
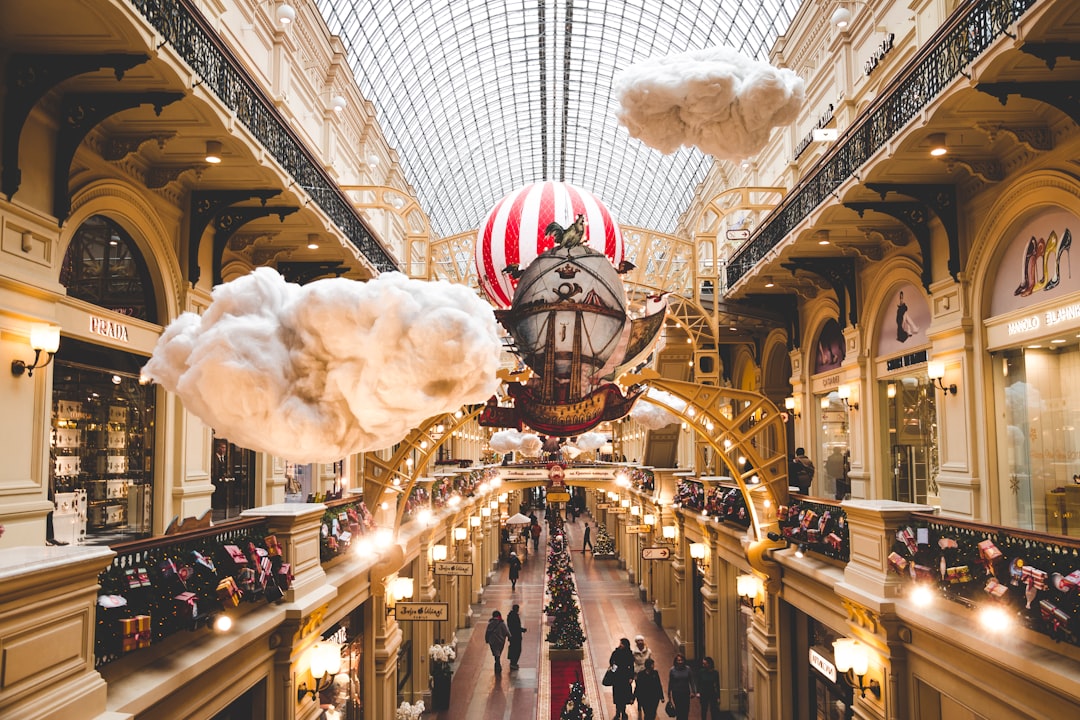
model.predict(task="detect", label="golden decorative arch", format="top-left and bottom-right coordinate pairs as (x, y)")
top-left (624, 370), bottom-right (788, 581)
top-left (343, 185), bottom-right (433, 279)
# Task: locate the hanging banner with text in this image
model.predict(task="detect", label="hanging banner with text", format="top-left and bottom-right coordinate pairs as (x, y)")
top-left (433, 562), bottom-right (473, 576)
top-left (395, 603), bottom-right (449, 621)
top-left (625, 524), bottom-right (652, 533)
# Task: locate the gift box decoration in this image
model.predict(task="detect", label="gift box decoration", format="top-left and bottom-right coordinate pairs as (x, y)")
top-left (1022, 565), bottom-right (1048, 590)
top-left (946, 565), bottom-right (973, 585)
top-left (276, 562), bottom-right (293, 590)
top-left (258, 556), bottom-right (273, 586)
top-left (888, 551), bottom-right (908, 574)
top-left (1062, 570), bottom-right (1080, 591)
top-left (192, 551), bottom-right (216, 574)
top-left (237, 566), bottom-right (258, 596)
top-left (264, 535), bottom-right (282, 556)
top-left (912, 564), bottom-right (935, 582)
top-left (978, 540), bottom-right (1003, 563)
top-left (337, 531), bottom-right (352, 546)
top-left (216, 576), bottom-right (242, 607)
top-left (897, 528), bottom-right (918, 555)
top-left (125, 566), bottom-right (151, 590)
top-left (1038, 599), bottom-right (1070, 628)
top-left (800, 510), bottom-right (817, 528)
top-left (818, 511), bottom-right (831, 533)
top-left (174, 592), bottom-right (199, 621)
top-left (938, 538), bottom-right (958, 550)
top-left (984, 578), bottom-right (1008, 598)
top-left (120, 614), bottom-right (151, 652)
top-left (825, 532), bottom-right (843, 551)
top-left (777, 505), bottom-right (790, 521)
top-left (223, 544), bottom-right (248, 567)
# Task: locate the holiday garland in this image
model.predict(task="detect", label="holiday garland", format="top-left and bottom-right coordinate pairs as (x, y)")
top-left (319, 500), bottom-right (374, 561)
top-left (779, 498), bottom-right (850, 562)
top-left (888, 517), bottom-right (1080, 646)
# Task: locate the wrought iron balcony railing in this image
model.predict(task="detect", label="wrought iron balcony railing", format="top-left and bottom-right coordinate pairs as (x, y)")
top-left (726, 0), bottom-right (1038, 288)
top-left (128, 0), bottom-right (398, 274)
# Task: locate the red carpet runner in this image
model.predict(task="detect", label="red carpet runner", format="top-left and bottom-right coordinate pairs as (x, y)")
top-left (549, 659), bottom-right (584, 719)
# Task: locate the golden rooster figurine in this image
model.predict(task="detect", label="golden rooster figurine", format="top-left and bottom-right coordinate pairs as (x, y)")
top-left (544, 213), bottom-right (587, 248)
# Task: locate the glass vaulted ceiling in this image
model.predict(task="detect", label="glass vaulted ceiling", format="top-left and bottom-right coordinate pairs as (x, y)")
top-left (316, 0), bottom-right (802, 238)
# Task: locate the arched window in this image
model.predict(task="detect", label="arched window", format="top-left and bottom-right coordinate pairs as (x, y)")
top-left (60, 215), bottom-right (158, 323)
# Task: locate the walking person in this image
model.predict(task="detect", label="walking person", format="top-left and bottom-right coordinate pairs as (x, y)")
top-left (790, 447), bottom-right (815, 495)
top-left (667, 653), bottom-right (697, 720)
top-left (485, 610), bottom-right (510, 673)
top-left (582, 522), bottom-right (593, 553)
top-left (508, 551), bottom-right (522, 591)
top-left (531, 520), bottom-right (542, 553)
top-left (506, 603), bottom-right (527, 670)
top-left (608, 637), bottom-right (636, 720)
top-left (696, 656), bottom-right (722, 720)
top-left (631, 634), bottom-right (653, 718)
top-left (634, 657), bottom-right (665, 720)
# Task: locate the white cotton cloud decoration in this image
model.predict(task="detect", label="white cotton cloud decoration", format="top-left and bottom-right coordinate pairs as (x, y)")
top-left (141, 268), bottom-right (503, 463)
top-left (573, 432), bottom-right (609, 452)
top-left (614, 45), bottom-right (805, 161)
top-left (490, 429), bottom-right (542, 456)
top-left (631, 388), bottom-right (685, 430)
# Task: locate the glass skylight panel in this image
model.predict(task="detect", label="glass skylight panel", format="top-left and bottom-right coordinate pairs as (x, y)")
top-left (316, 0), bottom-right (800, 238)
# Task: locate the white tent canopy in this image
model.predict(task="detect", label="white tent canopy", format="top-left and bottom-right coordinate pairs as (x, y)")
top-left (505, 512), bottom-right (532, 525)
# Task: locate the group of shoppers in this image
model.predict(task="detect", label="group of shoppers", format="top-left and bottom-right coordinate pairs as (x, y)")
top-left (608, 636), bottom-right (722, 720)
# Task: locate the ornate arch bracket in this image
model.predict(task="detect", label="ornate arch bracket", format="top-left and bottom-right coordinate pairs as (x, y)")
top-left (1019, 42), bottom-right (1080, 71)
top-left (976, 81), bottom-right (1080, 127)
top-left (742, 294), bottom-right (801, 350)
top-left (865, 182), bottom-right (960, 285)
top-left (780, 257), bottom-right (858, 328)
top-left (55, 91), bottom-right (184, 224)
top-left (213, 206), bottom-right (299, 285)
top-left (276, 261), bottom-right (350, 284)
top-left (188, 189), bottom-right (282, 284)
top-left (2, 52), bottom-right (148, 199)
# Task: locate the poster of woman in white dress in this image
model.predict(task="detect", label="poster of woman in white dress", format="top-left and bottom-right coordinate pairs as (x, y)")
top-left (878, 283), bottom-right (931, 357)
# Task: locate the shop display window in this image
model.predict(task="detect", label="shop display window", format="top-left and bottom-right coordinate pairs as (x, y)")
top-left (211, 434), bottom-right (255, 521)
top-left (815, 393), bottom-right (850, 500)
top-left (880, 377), bottom-right (938, 505)
top-left (50, 338), bottom-right (155, 544)
top-left (993, 345), bottom-right (1080, 536)
top-left (60, 214), bottom-right (158, 323)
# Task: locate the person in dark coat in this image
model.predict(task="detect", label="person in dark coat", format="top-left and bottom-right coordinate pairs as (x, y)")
top-left (583, 522), bottom-right (593, 553)
top-left (667, 653), bottom-right (697, 720)
top-left (508, 551), bottom-right (522, 591)
top-left (506, 603), bottom-right (526, 670)
top-left (695, 656), bottom-right (721, 720)
top-left (485, 610), bottom-right (510, 673)
top-left (609, 637), bottom-right (636, 720)
top-left (634, 657), bottom-right (665, 720)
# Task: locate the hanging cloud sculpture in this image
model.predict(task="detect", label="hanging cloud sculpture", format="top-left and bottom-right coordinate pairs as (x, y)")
top-left (614, 45), bottom-right (805, 161)
top-left (141, 268), bottom-right (503, 463)
top-left (631, 388), bottom-right (684, 430)
top-left (490, 429), bottom-right (542, 457)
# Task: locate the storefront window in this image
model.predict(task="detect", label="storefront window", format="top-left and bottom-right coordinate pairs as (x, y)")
top-left (881, 377), bottom-right (938, 505)
top-left (815, 392), bottom-right (849, 500)
top-left (50, 338), bottom-right (155, 544)
top-left (60, 215), bottom-right (157, 323)
top-left (993, 345), bottom-right (1080, 534)
top-left (211, 434), bottom-right (255, 521)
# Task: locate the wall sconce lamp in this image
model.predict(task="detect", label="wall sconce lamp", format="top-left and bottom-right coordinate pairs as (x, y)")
top-left (385, 576), bottom-right (415, 616)
top-left (784, 396), bottom-right (801, 419)
top-left (480, 506), bottom-right (492, 518)
top-left (838, 384), bottom-right (859, 411)
top-left (453, 526), bottom-right (467, 542)
top-left (927, 132), bottom-right (948, 157)
top-left (832, 638), bottom-right (881, 699)
top-left (736, 573), bottom-right (766, 612)
top-left (330, 94), bottom-right (347, 112)
top-left (469, 515), bottom-right (481, 528)
top-left (12, 323), bottom-right (60, 377)
top-left (643, 513), bottom-right (655, 526)
top-left (204, 140), bottom-right (223, 164)
top-left (273, 1), bottom-right (296, 25)
top-left (431, 544), bottom-right (448, 562)
top-left (927, 361), bottom-right (957, 395)
top-left (662, 524), bottom-right (677, 541)
top-left (830, 1), bottom-right (865, 29)
top-left (689, 542), bottom-right (706, 560)
top-left (630, 505), bottom-right (641, 517)
top-left (297, 641), bottom-right (342, 702)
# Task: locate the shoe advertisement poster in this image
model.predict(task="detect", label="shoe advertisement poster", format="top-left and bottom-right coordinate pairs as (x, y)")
top-left (989, 208), bottom-right (1076, 318)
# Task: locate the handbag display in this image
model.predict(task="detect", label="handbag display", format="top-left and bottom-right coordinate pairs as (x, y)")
top-left (665, 699), bottom-right (677, 717)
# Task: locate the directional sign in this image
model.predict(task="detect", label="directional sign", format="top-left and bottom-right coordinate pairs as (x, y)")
top-left (395, 603), bottom-right (449, 621)
top-left (433, 561), bottom-right (473, 576)
top-left (642, 547), bottom-right (672, 560)
top-left (596, 502), bottom-right (610, 510)
top-left (725, 229), bottom-right (750, 241)
top-left (607, 507), bottom-right (627, 514)
top-left (625, 524), bottom-right (652, 533)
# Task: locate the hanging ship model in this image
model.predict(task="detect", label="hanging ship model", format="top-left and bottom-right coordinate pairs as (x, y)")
top-left (475, 182), bottom-right (666, 436)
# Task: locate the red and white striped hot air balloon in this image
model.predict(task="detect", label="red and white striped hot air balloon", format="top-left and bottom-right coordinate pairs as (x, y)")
top-left (475, 181), bottom-right (624, 308)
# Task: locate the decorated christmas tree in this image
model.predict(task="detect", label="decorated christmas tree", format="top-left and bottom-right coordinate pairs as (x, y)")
top-left (544, 524), bottom-right (585, 649)
top-left (592, 523), bottom-right (615, 556)
top-left (560, 681), bottom-right (595, 720)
